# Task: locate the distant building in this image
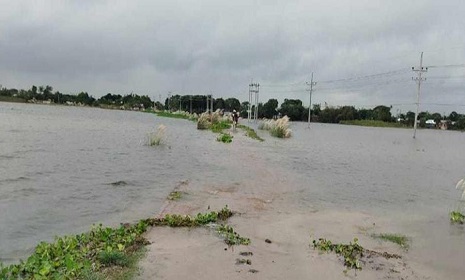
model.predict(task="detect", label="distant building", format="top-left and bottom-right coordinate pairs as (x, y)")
top-left (425, 119), bottom-right (436, 128)
top-left (439, 120), bottom-right (449, 130)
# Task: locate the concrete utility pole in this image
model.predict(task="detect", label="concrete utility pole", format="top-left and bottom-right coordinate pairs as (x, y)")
top-left (211, 94), bottom-right (214, 113)
top-left (306, 72), bottom-right (317, 128)
top-left (248, 82), bottom-right (259, 122)
top-left (206, 95), bottom-right (209, 113)
top-left (412, 52), bottom-right (428, 139)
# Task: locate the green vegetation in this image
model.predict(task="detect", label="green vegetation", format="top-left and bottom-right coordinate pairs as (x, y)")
top-left (340, 120), bottom-right (408, 128)
top-left (144, 206), bottom-right (233, 228)
top-left (154, 111), bottom-right (193, 120)
top-left (217, 225), bottom-right (251, 246)
top-left (237, 124), bottom-right (264, 141)
top-left (371, 233), bottom-right (410, 249)
top-left (312, 238), bottom-right (364, 270)
top-left (450, 211), bottom-right (465, 224)
top-left (217, 133), bottom-right (233, 143)
top-left (0, 206), bottom-right (235, 279)
top-left (0, 95), bottom-right (27, 103)
top-left (0, 222), bottom-right (150, 279)
top-left (211, 121), bottom-right (231, 133)
top-left (167, 191), bottom-right (182, 200)
top-left (2, 85), bottom-right (465, 130)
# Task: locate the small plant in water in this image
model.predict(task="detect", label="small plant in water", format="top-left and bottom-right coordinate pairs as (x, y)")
top-left (450, 178), bottom-right (465, 225)
top-left (450, 211), bottom-right (465, 224)
top-left (167, 191), bottom-right (182, 200)
top-left (371, 233), bottom-right (410, 249)
top-left (258, 116), bottom-right (292, 138)
top-left (217, 133), bottom-right (233, 143)
top-left (312, 238), bottom-right (364, 270)
top-left (217, 225), bottom-right (251, 246)
top-left (148, 124), bottom-right (166, 146)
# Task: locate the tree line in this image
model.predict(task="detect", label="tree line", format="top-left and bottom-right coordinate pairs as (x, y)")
top-left (2, 85), bottom-right (465, 129)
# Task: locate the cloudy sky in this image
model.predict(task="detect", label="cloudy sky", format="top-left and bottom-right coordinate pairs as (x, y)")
top-left (1, 0), bottom-right (465, 113)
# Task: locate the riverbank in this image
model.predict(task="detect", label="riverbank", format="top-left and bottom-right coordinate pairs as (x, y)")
top-left (136, 131), bottom-right (449, 280)
top-left (339, 119), bottom-right (409, 128)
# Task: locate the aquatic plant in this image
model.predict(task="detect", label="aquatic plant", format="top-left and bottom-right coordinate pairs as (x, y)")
top-left (312, 238), bottom-right (364, 270)
top-left (211, 121), bottom-right (231, 133)
top-left (167, 191), bottom-right (182, 200)
top-left (0, 206), bottom-right (235, 279)
top-left (217, 225), bottom-right (251, 246)
top-left (0, 221), bottom-right (150, 279)
top-left (144, 206), bottom-right (233, 227)
top-left (371, 233), bottom-right (410, 249)
top-left (450, 211), bottom-right (465, 224)
top-left (258, 116), bottom-right (292, 138)
top-left (148, 124), bottom-right (166, 146)
top-left (217, 133), bottom-right (233, 143)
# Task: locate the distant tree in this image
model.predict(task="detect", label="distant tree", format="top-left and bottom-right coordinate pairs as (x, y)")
top-left (262, 98), bottom-right (278, 119)
top-left (224, 98), bottom-right (240, 112)
top-left (372, 105), bottom-right (392, 122)
top-left (449, 111), bottom-right (459, 122)
top-left (279, 99), bottom-right (305, 121)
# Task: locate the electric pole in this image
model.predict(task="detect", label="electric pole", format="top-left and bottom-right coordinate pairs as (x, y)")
top-left (206, 95), bottom-right (209, 113)
top-left (248, 81), bottom-right (259, 122)
top-left (412, 52), bottom-right (427, 139)
top-left (306, 72), bottom-right (317, 128)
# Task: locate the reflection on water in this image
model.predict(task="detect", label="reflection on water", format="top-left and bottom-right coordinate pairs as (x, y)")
top-left (1, 103), bottom-right (464, 276)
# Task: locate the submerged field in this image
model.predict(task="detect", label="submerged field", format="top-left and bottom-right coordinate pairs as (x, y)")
top-left (1, 103), bottom-right (464, 279)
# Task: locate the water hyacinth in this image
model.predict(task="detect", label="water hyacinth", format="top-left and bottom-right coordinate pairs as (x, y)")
top-left (148, 124), bottom-right (166, 146)
top-left (258, 116), bottom-right (292, 138)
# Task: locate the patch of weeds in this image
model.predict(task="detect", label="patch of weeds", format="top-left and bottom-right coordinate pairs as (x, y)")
top-left (0, 221), bottom-right (150, 279)
top-left (312, 238), bottom-right (364, 270)
top-left (98, 251), bottom-right (130, 267)
top-left (450, 211), bottom-right (465, 224)
top-left (211, 121), bottom-right (231, 133)
top-left (167, 191), bottom-right (182, 200)
top-left (148, 124), bottom-right (166, 146)
top-left (371, 233), bottom-right (410, 249)
top-left (145, 206), bottom-right (233, 227)
top-left (237, 124), bottom-right (264, 141)
top-left (217, 225), bottom-right (251, 246)
top-left (217, 133), bottom-right (233, 143)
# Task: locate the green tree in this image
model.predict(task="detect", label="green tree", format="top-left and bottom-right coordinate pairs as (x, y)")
top-left (279, 99), bottom-right (305, 121)
top-left (262, 99), bottom-right (278, 119)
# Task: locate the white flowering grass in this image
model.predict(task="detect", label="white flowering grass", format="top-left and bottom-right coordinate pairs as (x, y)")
top-left (148, 124), bottom-right (166, 146)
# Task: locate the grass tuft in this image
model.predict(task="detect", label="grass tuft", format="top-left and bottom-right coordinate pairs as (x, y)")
top-left (258, 116), bottom-right (292, 138)
top-left (371, 233), bottom-right (410, 249)
top-left (98, 251), bottom-right (130, 267)
top-left (148, 124), bottom-right (166, 146)
top-left (237, 124), bottom-right (264, 141)
top-left (167, 191), bottom-right (182, 200)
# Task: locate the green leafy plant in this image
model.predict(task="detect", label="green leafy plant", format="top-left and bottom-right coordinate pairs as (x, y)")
top-left (144, 206), bottom-right (233, 227)
top-left (312, 238), bottom-right (364, 270)
top-left (217, 225), bottom-right (251, 246)
top-left (371, 233), bottom-right (410, 249)
top-left (450, 211), bottom-right (465, 224)
top-left (217, 133), bottom-right (233, 143)
top-left (167, 191), bottom-right (182, 200)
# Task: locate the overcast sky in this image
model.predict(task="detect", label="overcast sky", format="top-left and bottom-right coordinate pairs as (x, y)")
top-left (1, 0), bottom-right (465, 113)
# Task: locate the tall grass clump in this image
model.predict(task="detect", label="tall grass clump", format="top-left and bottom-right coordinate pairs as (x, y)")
top-left (197, 113), bottom-right (211, 130)
top-left (258, 116), bottom-right (291, 138)
top-left (148, 124), bottom-right (166, 146)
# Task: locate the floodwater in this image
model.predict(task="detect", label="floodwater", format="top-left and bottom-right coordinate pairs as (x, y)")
top-left (1, 103), bottom-right (464, 277)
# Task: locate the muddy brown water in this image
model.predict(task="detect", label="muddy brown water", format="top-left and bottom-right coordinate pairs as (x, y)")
top-left (0, 103), bottom-right (464, 277)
